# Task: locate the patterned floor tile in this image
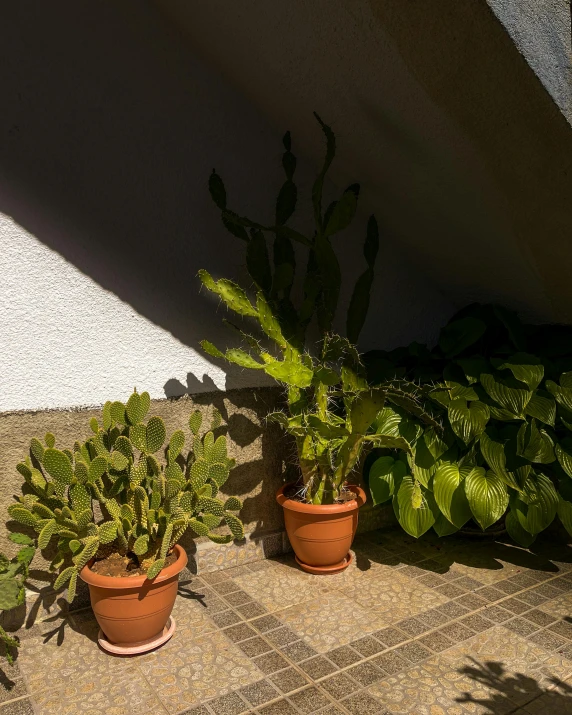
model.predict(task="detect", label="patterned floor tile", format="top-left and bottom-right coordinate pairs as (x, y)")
top-left (368, 665), bottom-right (474, 714)
top-left (423, 626), bottom-right (572, 708)
top-left (537, 592), bottom-right (572, 620)
top-left (340, 569), bottom-right (449, 622)
top-left (17, 622), bottom-right (129, 695)
top-left (138, 629), bottom-right (262, 712)
top-left (232, 562), bottom-right (329, 612)
top-left (276, 592), bottom-right (384, 653)
top-left (32, 666), bottom-right (165, 715)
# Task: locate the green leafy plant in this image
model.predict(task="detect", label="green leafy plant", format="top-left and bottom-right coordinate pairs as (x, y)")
top-left (0, 533), bottom-right (35, 663)
top-left (366, 304), bottom-right (572, 545)
top-left (8, 392), bottom-right (243, 600)
top-left (200, 115), bottom-right (439, 504)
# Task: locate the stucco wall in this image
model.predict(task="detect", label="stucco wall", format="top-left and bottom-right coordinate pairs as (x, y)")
top-left (488, 0), bottom-right (572, 124)
top-left (0, 0), bottom-right (453, 413)
top-left (156, 0), bottom-right (572, 324)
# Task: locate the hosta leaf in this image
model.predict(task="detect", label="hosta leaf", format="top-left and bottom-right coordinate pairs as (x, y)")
top-left (433, 512), bottom-right (460, 537)
top-left (433, 464), bottom-right (473, 528)
top-left (393, 474), bottom-right (436, 538)
top-left (492, 353), bottom-right (544, 391)
top-left (409, 438), bottom-right (437, 488)
top-left (479, 430), bottom-right (524, 491)
top-left (525, 391), bottom-right (556, 427)
top-left (555, 438), bottom-right (572, 477)
top-left (557, 498), bottom-right (572, 537)
top-left (368, 456), bottom-right (406, 505)
top-left (513, 472), bottom-right (558, 534)
top-left (546, 381), bottom-right (572, 412)
top-left (505, 510), bottom-right (536, 547)
top-left (480, 371), bottom-right (533, 417)
top-left (464, 468), bottom-right (508, 530)
top-left (516, 420), bottom-right (555, 464)
top-left (424, 427), bottom-right (454, 461)
top-left (448, 400), bottom-right (489, 443)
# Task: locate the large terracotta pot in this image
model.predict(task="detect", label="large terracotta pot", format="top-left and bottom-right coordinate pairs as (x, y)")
top-left (276, 484), bottom-right (366, 574)
top-left (80, 544), bottom-right (187, 649)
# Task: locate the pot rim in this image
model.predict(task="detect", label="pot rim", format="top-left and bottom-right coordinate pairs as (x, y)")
top-left (276, 483), bottom-right (366, 513)
top-left (79, 543), bottom-right (187, 589)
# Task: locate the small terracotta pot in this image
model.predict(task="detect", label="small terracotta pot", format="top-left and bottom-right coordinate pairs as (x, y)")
top-left (80, 544), bottom-right (187, 648)
top-left (276, 483), bottom-right (366, 574)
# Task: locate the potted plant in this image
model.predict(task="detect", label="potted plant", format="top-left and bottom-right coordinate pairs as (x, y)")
top-left (365, 304), bottom-right (572, 547)
top-left (8, 391), bottom-right (244, 653)
top-left (199, 115), bottom-right (438, 573)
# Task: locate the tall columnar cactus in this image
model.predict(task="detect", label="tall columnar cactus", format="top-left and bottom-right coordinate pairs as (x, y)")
top-left (8, 392), bottom-right (244, 600)
top-left (201, 115), bottom-right (439, 504)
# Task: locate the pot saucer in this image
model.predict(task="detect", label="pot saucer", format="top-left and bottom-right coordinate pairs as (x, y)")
top-left (98, 616), bottom-right (176, 655)
top-left (295, 552), bottom-right (352, 574)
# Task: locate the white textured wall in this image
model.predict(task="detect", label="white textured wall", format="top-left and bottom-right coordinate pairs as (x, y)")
top-left (0, 0), bottom-right (452, 412)
top-left (0, 215), bottom-right (228, 411)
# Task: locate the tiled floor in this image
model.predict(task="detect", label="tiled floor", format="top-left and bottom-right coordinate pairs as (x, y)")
top-left (3, 527), bottom-right (572, 714)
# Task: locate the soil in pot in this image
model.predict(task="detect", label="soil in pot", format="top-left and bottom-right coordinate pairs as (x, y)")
top-left (90, 550), bottom-right (178, 578)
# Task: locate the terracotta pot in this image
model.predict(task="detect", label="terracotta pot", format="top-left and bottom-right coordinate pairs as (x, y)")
top-left (276, 484), bottom-right (366, 574)
top-left (80, 544), bottom-right (187, 648)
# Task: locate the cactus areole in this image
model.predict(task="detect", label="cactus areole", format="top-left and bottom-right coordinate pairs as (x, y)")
top-left (9, 392), bottom-right (245, 651)
top-left (200, 114), bottom-right (439, 571)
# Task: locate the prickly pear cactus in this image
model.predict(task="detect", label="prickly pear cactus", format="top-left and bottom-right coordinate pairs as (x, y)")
top-left (9, 393), bottom-right (244, 601)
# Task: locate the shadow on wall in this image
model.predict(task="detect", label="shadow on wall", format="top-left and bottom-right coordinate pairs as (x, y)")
top-left (0, 0), bottom-right (289, 389)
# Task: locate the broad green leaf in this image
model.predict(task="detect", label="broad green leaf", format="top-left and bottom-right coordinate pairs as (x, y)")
top-left (505, 510), bottom-right (536, 547)
top-left (439, 317), bottom-right (486, 358)
top-left (433, 512), bottom-right (460, 536)
top-left (393, 474), bottom-right (436, 538)
top-left (492, 353), bottom-right (544, 391)
top-left (557, 498), bottom-right (572, 537)
top-left (516, 420), bottom-right (555, 464)
top-left (409, 437), bottom-right (437, 488)
top-left (433, 464), bottom-right (473, 528)
top-left (9, 533), bottom-right (34, 546)
top-left (513, 472), bottom-right (558, 534)
top-left (480, 371), bottom-right (533, 417)
top-left (525, 391), bottom-right (556, 426)
top-left (556, 438), bottom-right (572, 477)
top-left (479, 430), bottom-right (524, 491)
top-left (546, 380), bottom-right (572, 412)
top-left (369, 456), bottom-right (406, 505)
top-left (448, 400), bottom-right (489, 443)
top-left (456, 357), bottom-right (491, 385)
top-left (424, 427), bottom-right (454, 460)
top-left (465, 468), bottom-right (509, 530)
